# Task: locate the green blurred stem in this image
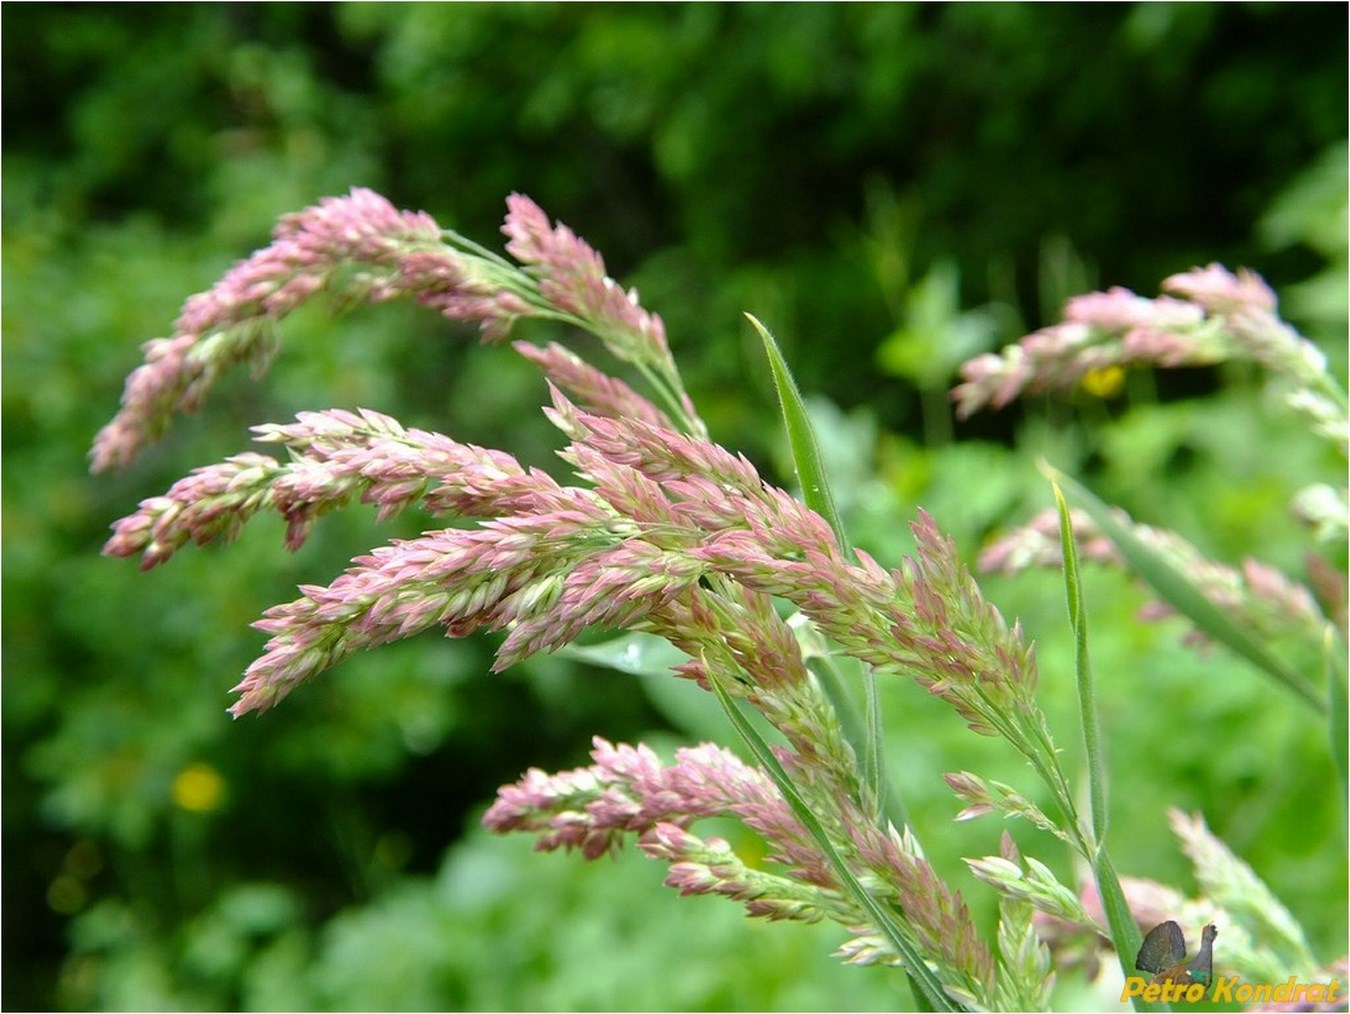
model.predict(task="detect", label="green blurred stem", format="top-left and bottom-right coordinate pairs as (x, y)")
top-left (1327, 630), bottom-right (1349, 813)
top-left (920, 385), bottom-right (954, 447)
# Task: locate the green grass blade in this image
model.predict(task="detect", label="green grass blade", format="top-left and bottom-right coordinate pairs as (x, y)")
top-left (705, 666), bottom-right (963, 1012)
top-left (1095, 852), bottom-right (1172, 1012)
top-left (1047, 471), bottom-right (1171, 1010)
top-left (1049, 477), bottom-right (1107, 849)
top-left (746, 312), bottom-right (889, 825)
top-left (1044, 464), bottom-right (1326, 714)
top-left (744, 314), bottom-right (848, 550)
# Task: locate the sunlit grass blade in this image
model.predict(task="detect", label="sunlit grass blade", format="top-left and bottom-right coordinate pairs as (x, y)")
top-left (1044, 464), bottom-right (1326, 714)
top-left (704, 663), bottom-right (963, 1013)
top-left (746, 312), bottom-right (888, 824)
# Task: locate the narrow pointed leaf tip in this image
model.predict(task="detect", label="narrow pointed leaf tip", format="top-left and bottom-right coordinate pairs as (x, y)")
top-left (744, 313), bottom-right (848, 555)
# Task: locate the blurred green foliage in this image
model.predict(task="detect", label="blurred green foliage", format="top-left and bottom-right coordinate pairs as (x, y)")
top-left (4, 4), bottom-right (1345, 1011)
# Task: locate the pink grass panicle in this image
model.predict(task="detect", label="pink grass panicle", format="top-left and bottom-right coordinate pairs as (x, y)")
top-left (100, 407), bottom-right (575, 570)
top-left (92, 189), bottom-right (467, 473)
top-left (484, 737), bottom-right (846, 923)
top-left (103, 452), bottom-right (287, 570)
top-left (951, 284), bottom-right (1219, 419)
top-left (951, 263), bottom-right (1335, 420)
top-left (502, 194), bottom-right (669, 362)
top-left (483, 737), bottom-right (798, 859)
top-left (641, 821), bottom-right (843, 925)
top-left (228, 508), bottom-right (610, 716)
top-left (512, 340), bottom-right (674, 430)
top-left (108, 378), bottom-right (900, 720)
top-left (501, 192), bottom-right (702, 433)
top-left (1163, 264), bottom-right (1333, 384)
top-left (690, 508), bottom-right (1041, 738)
top-left (485, 736), bottom-right (996, 1001)
top-left (91, 189), bottom-right (696, 474)
top-left (174, 187), bottom-right (444, 337)
top-left (979, 507), bottom-right (1333, 651)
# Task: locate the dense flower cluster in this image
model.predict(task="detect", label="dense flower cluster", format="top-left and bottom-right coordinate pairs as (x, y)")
top-left (951, 264), bottom-right (1343, 447)
top-left (91, 188), bottom-right (699, 474)
top-left (96, 188), bottom-right (1341, 1010)
top-left (96, 189), bottom-right (1023, 1007)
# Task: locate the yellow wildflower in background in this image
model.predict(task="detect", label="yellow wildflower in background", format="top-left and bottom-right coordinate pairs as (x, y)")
top-left (1081, 365), bottom-right (1125, 398)
top-left (172, 762), bottom-right (225, 812)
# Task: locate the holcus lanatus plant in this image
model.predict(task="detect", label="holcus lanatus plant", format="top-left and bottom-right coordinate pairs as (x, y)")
top-left (95, 189), bottom-right (1347, 1011)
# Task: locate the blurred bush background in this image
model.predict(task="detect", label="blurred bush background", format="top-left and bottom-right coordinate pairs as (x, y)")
top-left (3, 4), bottom-right (1345, 1010)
